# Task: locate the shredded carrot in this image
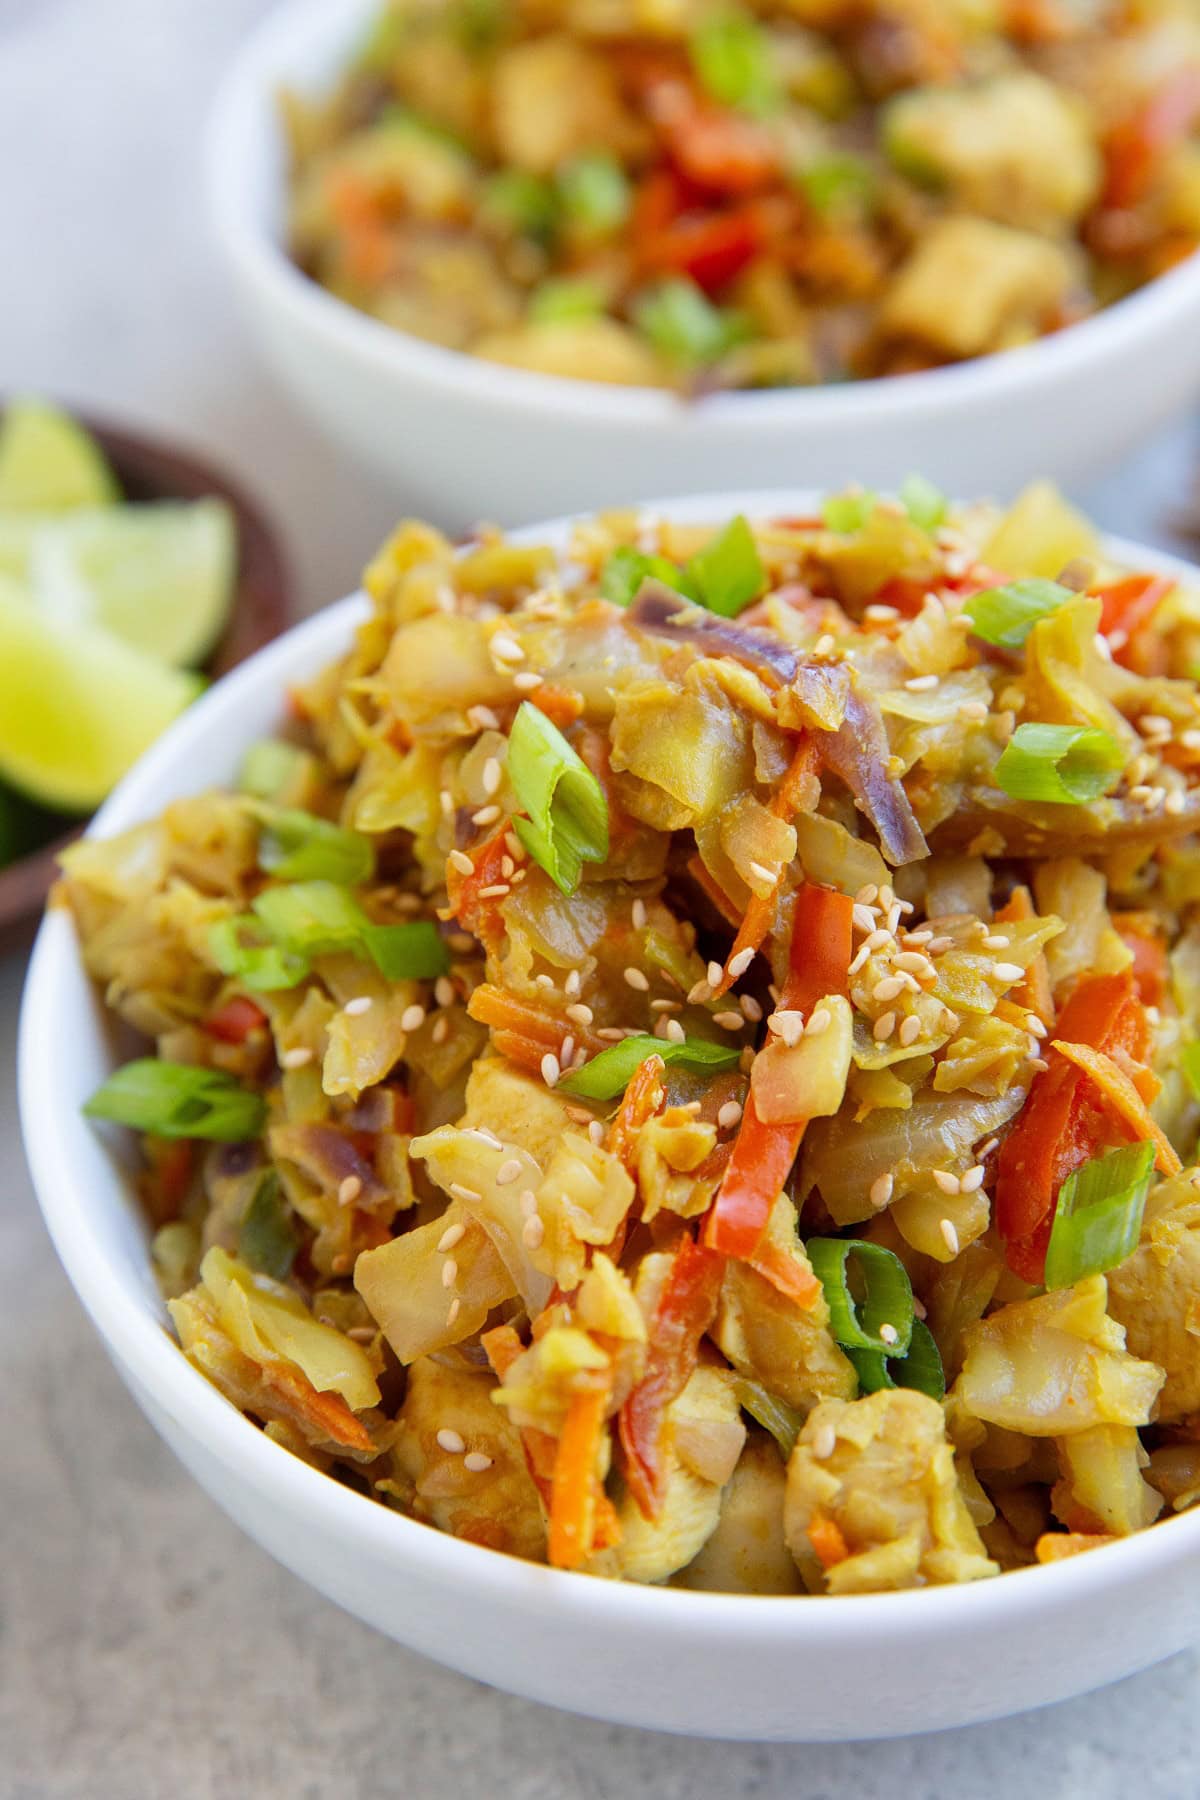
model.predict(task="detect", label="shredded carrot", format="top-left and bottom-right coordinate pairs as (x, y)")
top-left (327, 171), bottom-right (394, 287)
top-left (268, 1361), bottom-right (375, 1455)
top-left (808, 1512), bottom-right (850, 1570)
top-left (687, 853), bottom-right (743, 928)
top-left (746, 1237), bottom-right (821, 1309)
top-left (1050, 1038), bottom-right (1182, 1175)
top-left (469, 984), bottom-right (607, 1062)
top-left (711, 735), bottom-right (820, 998)
top-left (1035, 1531), bottom-right (1117, 1564)
top-left (529, 685), bottom-right (585, 730)
top-left (608, 1052), bottom-right (666, 1174)
top-left (446, 825), bottom-right (512, 952)
top-left (548, 1384), bottom-right (610, 1570)
top-left (994, 887), bottom-right (1053, 1027)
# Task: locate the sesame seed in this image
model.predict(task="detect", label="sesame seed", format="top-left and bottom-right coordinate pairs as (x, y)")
top-left (344, 996), bottom-right (373, 1017)
top-left (522, 1215), bottom-right (545, 1249)
top-left (728, 947), bottom-right (755, 980)
top-left (852, 904), bottom-right (877, 934)
top-left (864, 604), bottom-right (900, 624)
top-left (596, 1027), bottom-right (625, 1040)
top-left (435, 975), bottom-right (456, 1008)
top-left (464, 1452), bottom-right (494, 1473)
top-left (448, 931), bottom-right (476, 953)
top-left (650, 998), bottom-right (680, 1013)
top-left (338, 1175), bottom-right (362, 1207)
top-left (718, 1100), bottom-right (743, 1131)
top-left (1138, 713), bottom-right (1172, 738)
top-left (477, 883), bottom-right (510, 899)
top-left (439, 789), bottom-right (455, 818)
top-left (714, 1010), bottom-right (745, 1031)
top-left (960, 1165), bottom-right (986, 1192)
top-left (437, 1429), bottom-right (466, 1454)
top-left (496, 1158), bottom-right (523, 1186)
top-left (1181, 729), bottom-right (1200, 752)
top-left (446, 1298), bottom-right (462, 1328)
top-left (707, 960), bottom-right (725, 988)
top-left (740, 994), bottom-right (763, 1022)
top-left (869, 1172), bottom-right (893, 1210)
top-left (958, 700), bottom-right (989, 722)
top-left (438, 1223), bottom-right (466, 1253)
top-left (873, 976), bottom-right (905, 1003)
top-left (432, 1017), bottom-right (449, 1043)
top-left (899, 1014), bottom-right (922, 1046)
top-left (848, 945), bottom-right (871, 976)
top-left (981, 934), bottom-right (1010, 950)
top-left (281, 1047), bottom-right (314, 1070)
top-left (978, 1137), bottom-right (1000, 1158)
top-left (770, 1009), bottom-right (804, 1047)
top-left (879, 1323), bottom-right (899, 1347)
top-left (894, 951), bottom-right (935, 979)
top-left (449, 849), bottom-right (475, 876)
top-left (873, 1011), bottom-right (896, 1042)
top-left (888, 903), bottom-right (903, 934)
top-left (665, 1018), bottom-right (686, 1044)
top-left (467, 704), bottom-right (500, 731)
top-left (927, 936), bottom-right (955, 955)
top-left (932, 1169), bottom-right (959, 1195)
top-left (566, 1002), bottom-right (594, 1026)
top-left (1129, 783), bottom-right (1154, 802)
top-left (482, 757), bottom-right (502, 796)
top-left (814, 633), bottom-right (836, 658)
top-left (560, 1035), bottom-right (575, 1064)
top-left (942, 1008), bottom-right (960, 1031)
top-left (905, 674), bottom-right (938, 691)
top-left (399, 1004), bottom-right (426, 1034)
top-left (500, 856), bottom-right (515, 878)
top-left (513, 670), bottom-right (542, 692)
top-left (904, 929), bottom-right (933, 946)
top-left (748, 861), bottom-right (776, 885)
top-left (588, 1120), bottom-right (605, 1146)
top-left (565, 970), bottom-right (581, 998)
top-left (632, 898), bottom-right (647, 930)
top-left (1026, 1015), bottom-right (1048, 1039)
top-left (491, 633), bottom-right (523, 663)
top-left (449, 1181), bottom-right (482, 1202)
top-left (1028, 1056), bottom-right (1050, 1072)
top-left (624, 966), bottom-right (650, 991)
top-left (1166, 789), bottom-right (1186, 815)
top-left (992, 962), bottom-right (1025, 983)
top-left (940, 1218), bottom-right (960, 1256)
top-left (541, 1052), bottom-right (560, 1086)
top-left (441, 1258), bottom-right (458, 1289)
top-left (810, 1422), bottom-right (837, 1460)
top-left (519, 1189), bottom-right (538, 1216)
top-left (504, 831), bottom-right (524, 860)
top-left (472, 805), bottom-right (502, 827)
top-left (805, 1007), bottom-right (831, 1037)
top-left (864, 928), bottom-right (893, 952)
top-left (347, 1325), bottom-right (376, 1344)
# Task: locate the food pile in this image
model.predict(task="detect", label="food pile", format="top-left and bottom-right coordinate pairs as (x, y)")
top-left (284, 0), bottom-right (1200, 390)
top-left (68, 480), bottom-right (1200, 1592)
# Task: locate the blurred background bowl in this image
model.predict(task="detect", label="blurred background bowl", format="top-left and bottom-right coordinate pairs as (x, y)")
top-left (208, 0), bottom-right (1200, 531)
top-left (0, 411), bottom-right (291, 951)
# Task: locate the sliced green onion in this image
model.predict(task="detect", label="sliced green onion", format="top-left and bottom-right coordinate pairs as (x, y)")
top-left (557, 151), bottom-right (630, 235)
top-left (529, 277), bottom-right (606, 327)
top-left (822, 490), bottom-right (877, 534)
top-left (634, 278), bottom-right (746, 367)
top-left (1043, 1141), bottom-right (1155, 1291)
top-left (728, 1373), bottom-right (805, 1458)
top-left (255, 805), bottom-right (374, 885)
top-left (1182, 1041), bottom-right (1200, 1101)
top-left (481, 169), bottom-right (558, 242)
top-left (795, 152), bottom-right (875, 217)
top-left (360, 919), bottom-right (451, 981)
top-left (600, 546), bottom-right (689, 609)
top-left (84, 1060), bottom-right (265, 1142)
top-left (558, 1032), bottom-right (741, 1100)
top-left (690, 10), bottom-right (779, 116)
top-left (251, 881), bottom-right (449, 979)
top-left (209, 915), bottom-right (310, 992)
top-left (806, 1237), bottom-right (915, 1356)
top-left (962, 578), bottom-right (1072, 650)
top-left (900, 473), bottom-right (948, 533)
top-left (508, 701), bottom-right (609, 896)
top-left (685, 515), bottom-right (766, 619)
top-left (455, 0), bottom-right (504, 51)
top-left (847, 1319), bottom-right (945, 1401)
top-left (994, 722), bottom-right (1125, 805)
top-left (239, 1170), bottom-right (297, 1280)
top-left (238, 739), bottom-right (309, 802)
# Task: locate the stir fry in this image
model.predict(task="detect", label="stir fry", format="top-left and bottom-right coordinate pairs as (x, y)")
top-left (282, 0), bottom-right (1200, 391)
top-left (68, 480), bottom-right (1200, 1592)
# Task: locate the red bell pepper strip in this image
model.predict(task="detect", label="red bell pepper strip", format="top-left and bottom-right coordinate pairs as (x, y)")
top-left (1115, 913), bottom-right (1170, 1009)
top-left (1093, 574), bottom-right (1175, 664)
top-left (704, 882), bottom-right (854, 1257)
top-left (1103, 70), bottom-right (1200, 211)
top-left (996, 970), bottom-right (1152, 1282)
top-left (618, 1231), bottom-right (725, 1518)
top-left (710, 735), bottom-right (820, 998)
top-left (206, 995), bottom-right (268, 1044)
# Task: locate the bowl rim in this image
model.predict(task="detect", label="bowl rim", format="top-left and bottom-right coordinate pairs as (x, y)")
top-left (20, 490), bottom-right (1200, 1645)
top-left (207, 0), bottom-right (1200, 429)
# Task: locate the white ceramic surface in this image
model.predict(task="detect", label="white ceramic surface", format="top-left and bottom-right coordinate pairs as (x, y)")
top-left (19, 495), bottom-right (1200, 1741)
top-left (207, 0), bottom-right (1200, 530)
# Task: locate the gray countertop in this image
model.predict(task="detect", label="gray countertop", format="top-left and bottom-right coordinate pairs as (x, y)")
top-left (4, 2), bottom-right (1200, 1794)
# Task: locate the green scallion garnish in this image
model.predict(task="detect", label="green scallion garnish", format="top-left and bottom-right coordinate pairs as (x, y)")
top-left (690, 10), bottom-right (779, 116)
top-left (249, 881), bottom-right (449, 979)
top-left (239, 1169), bottom-right (298, 1280)
top-left (84, 1060), bottom-right (265, 1142)
top-left (238, 739), bottom-right (309, 802)
top-left (994, 722), bottom-right (1125, 805)
top-left (557, 151), bottom-right (630, 235)
top-left (686, 515), bottom-right (766, 619)
top-left (900, 473), bottom-right (948, 534)
top-left (558, 1032), bottom-right (742, 1100)
top-left (600, 546), bottom-right (689, 609)
top-left (962, 578), bottom-right (1072, 650)
top-left (846, 1319), bottom-right (946, 1401)
top-left (634, 278), bottom-right (745, 367)
top-left (822, 490), bottom-right (877, 534)
top-left (806, 1237), bottom-right (915, 1357)
top-left (507, 701), bottom-right (609, 896)
top-left (481, 169), bottom-right (558, 242)
top-left (209, 915), bottom-right (311, 992)
top-left (529, 277), bottom-right (606, 327)
top-left (795, 152), bottom-right (875, 218)
top-left (1043, 1141), bottom-right (1156, 1291)
top-left (1182, 1041), bottom-right (1200, 1101)
top-left (255, 805), bottom-right (374, 885)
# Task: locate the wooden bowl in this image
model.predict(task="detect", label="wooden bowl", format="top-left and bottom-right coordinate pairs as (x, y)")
top-left (0, 414), bottom-right (291, 953)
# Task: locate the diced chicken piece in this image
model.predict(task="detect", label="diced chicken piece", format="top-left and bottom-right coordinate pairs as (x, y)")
top-left (392, 1357), bottom-right (546, 1561)
top-left (1109, 1173), bottom-right (1200, 1423)
top-left (490, 36), bottom-right (646, 173)
top-left (475, 319), bottom-right (664, 387)
top-left (605, 1366), bottom-right (744, 1584)
top-left (712, 1198), bottom-right (857, 1412)
top-left (884, 74), bottom-right (1101, 231)
top-left (880, 217), bottom-right (1075, 359)
top-left (785, 1389), bottom-right (997, 1594)
top-left (1054, 1424), bottom-right (1162, 1536)
top-left (678, 1434), bottom-right (804, 1594)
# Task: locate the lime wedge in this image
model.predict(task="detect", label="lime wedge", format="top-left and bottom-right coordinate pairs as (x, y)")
top-left (0, 584), bottom-right (203, 812)
top-left (0, 398), bottom-right (120, 511)
top-left (0, 498), bottom-right (237, 666)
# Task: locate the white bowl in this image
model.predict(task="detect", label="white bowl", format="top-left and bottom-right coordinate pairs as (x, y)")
top-left (20, 495), bottom-right (1200, 1741)
top-left (207, 0), bottom-right (1200, 530)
